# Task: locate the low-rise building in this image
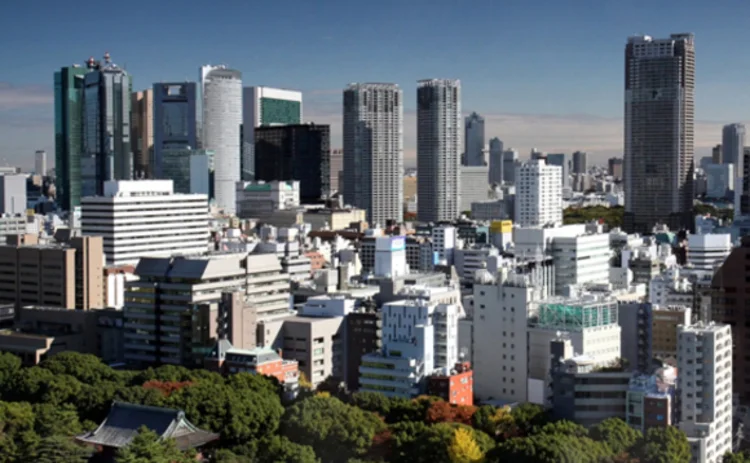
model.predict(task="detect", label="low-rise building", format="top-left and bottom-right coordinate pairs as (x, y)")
top-left (427, 361), bottom-right (474, 406)
top-left (626, 366), bottom-right (677, 433)
top-left (236, 180), bottom-right (300, 219)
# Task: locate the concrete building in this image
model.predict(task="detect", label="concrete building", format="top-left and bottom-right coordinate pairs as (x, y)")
top-left (201, 65), bottom-right (242, 214)
top-left (678, 323), bottom-right (732, 463)
top-left (618, 302), bottom-right (654, 373)
top-left (651, 305), bottom-right (691, 362)
top-left (515, 159), bottom-right (562, 227)
top-left (254, 124), bottom-right (330, 202)
top-left (722, 123), bottom-right (745, 166)
top-left (131, 89), bottom-right (154, 178)
top-left (283, 315), bottom-right (344, 389)
top-left (0, 215), bottom-right (28, 237)
top-left (35, 150), bottom-right (47, 176)
top-left (459, 166), bottom-right (490, 211)
top-left (81, 180), bottom-right (208, 266)
top-left (417, 79), bottom-right (462, 223)
top-left (551, 231), bottom-right (611, 294)
top-left (343, 83), bottom-right (403, 226)
top-left (345, 309), bottom-right (382, 391)
top-left (103, 265), bottom-right (136, 309)
top-left (427, 362), bottom-right (473, 406)
top-left (687, 234), bottom-right (731, 271)
top-left (152, 82), bottom-right (198, 180)
top-left (502, 149), bottom-right (519, 184)
top-left (626, 366), bottom-right (677, 433)
top-left (328, 149), bottom-right (343, 196)
top-left (236, 181), bottom-right (300, 219)
top-left (488, 138), bottom-right (504, 184)
top-left (624, 34), bottom-right (695, 233)
top-left (471, 199), bottom-right (513, 222)
top-left (242, 86), bottom-right (302, 181)
top-left (123, 253), bottom-right (291, 367)
top-left (0, 175), bottom-right (27, 215)
top-left (0, 235), bottom-right (103, 310)
top-left (464, 112), bottom-right (485, 166)
top-left (546, 153), bottom-right (571, 195)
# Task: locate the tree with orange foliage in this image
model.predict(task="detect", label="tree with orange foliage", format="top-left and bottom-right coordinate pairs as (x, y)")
top-left (426, 400), bottom-right (477, 426)
top-left (142, 379), bottom-right (193, 397)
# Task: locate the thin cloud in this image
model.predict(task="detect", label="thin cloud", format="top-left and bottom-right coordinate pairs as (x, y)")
top-left (0, 83), bottom-right (53, 110)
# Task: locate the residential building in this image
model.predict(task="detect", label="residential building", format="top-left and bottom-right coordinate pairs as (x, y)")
top-left (242, 86), bottom-right (302, 181)
top-left (81, 180), bottom-right (208, 266)
top-left (626, 366), bottom-right (678, 433)
top-left (678, 323), bottom-right (732, 463)
top-left (201, 65), bottom-right (242, 214)
top-left (152, 82), bottom-right (198, 180)
top-left (35, 150), bottom-right (47, 176)
top-left (427, 362), bottom-right (474, 406)
top-left (0, 175), bottom-right (27, 215)
top-left (81, 53), bottom-right (132, 196)
top-left (417, 79), bottom-right (461, 223)
top-left (488, 138), bottom-right (504, 184)
top-left (460, 166), bottom-right (490, 211)
top-left (722, 123), bottom-right (745, 166)
top-left (0, 235), bottom-right (103, 309)
top-left (624, 34), bottom-right (695, 233)
top-left (54, 64), bottom-right (90, 210)
top-left (343, 83), bottom-right (403, 226)
top-left (464, 112), bottom-right (485, 166)
top-left (515, 159), bottom-right (562, 227)
top-left (131, 89), bottom-right (154, 178)
top-left (254, 124), bottom-right (330, 202)
top-left (572, 151), bottom-right (587, 175)
top-left (236, 181), bottom-right (300, 219)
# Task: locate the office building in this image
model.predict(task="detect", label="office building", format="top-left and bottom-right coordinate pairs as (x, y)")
top-left (464, 112), bottom-right (485, 166)
top-left (54, 64), bottom-right (90, 211)
top-left (460, 166), bottom-right (490, 211)
top-left (546, 153), bottom-right (571, 194)
top-left (678, 323), bottom-right (732, 463)
top-left (488, 138), bottom-right (504, 184)
top-left (624, 34), bottom-right (695, 233)
top-left (160, 148), bottom-right (212, 194)
top-left (123, 253), bottom-right (291, 366)
top-left (242, 87), bottom-right (302, 181)
top-left (153, 82), bottom-right (198, 179)
top-left (201, 65), bottom-right (242, 214)
top-left (0, 235), bottom-right (103, 310)
top-left (722, 123), bottom-right (745, 166)
top-left (236, 180), bottom-right (300, 219)
top-left (515, 159), bottom-right (562, 227)
top-left (282, 315), bottom-right (344, 389)
top-left (551, 231), bottom-right (610, 294)
top-left (712, 144), bottom-right (723, 164)
top-left (81, 180), bottom-right (208, 266)
top-left (0, 175), bottom-right (27, 215)
top-left (35, 150), bottom-right (47, 176)
top-left (608, 157), bottom-right (624, 180)
top-left (130, 89), bottom-right (153, 178)
top-left (343, 83), bottom-right (403, 226)
top-left (329, 149), bottom-right (343, 196)
top-left (572, 151), bottom-right (587, 175)
top-left (618, 302), bottom-right (654, 373)
top-left (687, 234), bottom-right (731, 271)
top-left (502, 149), bottom-right (519, 184)
top-left (417, 79), bottom-right (462, 223)
top-left (81, 54), bottom-right (132, 197)
top-left (254, 124), bottom-right (330, 202)
top-left (705, 163), bottom-right (734, 199)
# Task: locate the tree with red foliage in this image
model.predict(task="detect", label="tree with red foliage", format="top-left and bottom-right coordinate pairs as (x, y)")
top-left (142, 380), bottom-right (193, 397)
top-left (425, 400), bottom-right (477, 426)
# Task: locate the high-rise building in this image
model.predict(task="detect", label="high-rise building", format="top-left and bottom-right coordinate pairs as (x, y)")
top-left (54, 65), bottom-right (90, 210)
top-left (81, 180), bottom-right (208, 266)
top-left (572, 150), bottom-right (587, 175)
top-left (329, 149), bottom-right (343, 196)
top-left (130, 89), bottom-right (153, 178)
top-left (343, 83), bottom-right (403, 226)
top-left (34, 150), bottom-right (47, 176)
top-left (515, 159), bottom-right (562, 227)
top-left (81, 53), bottom-right (133, 197)
top-left (153, 83), bottom-right (197, 179)
top-left (201, 65), bottom-right (242, 215)
top-left (0, 175), bottom-right (26, 215)
top-left (722, 123), bottom-right (745, 166)
top-left (242, 87), bottom-right (302, 181)
top-left (546, 153), bottom-right (571, 194)
top-left (502, 149), bottom-right (519, 184)
top-left (712, 144), bottom-right (723, 164)
top-left (417, 79), bottom-right (461, 223)
top-left (254, 124), bottom-right (330, 202)
top-left (608, 157), bottom-right (624, 180)
top-left (488, 138), bottom-right (504, 184)
top-left (678, 322), bottom-right (732, 463)
top-left (464, 112), bottom-right (485, 166)
top-left (737, 148), bottom-right (750, 222)
top-left (624, 34), bottom-right (695, 234)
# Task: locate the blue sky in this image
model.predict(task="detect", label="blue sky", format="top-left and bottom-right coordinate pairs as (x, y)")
top-left (1, 0), bottom-right (749, 169)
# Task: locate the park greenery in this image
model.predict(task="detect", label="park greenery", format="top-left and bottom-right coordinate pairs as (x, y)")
top-left (564, 203), bottom-right (732, 230)
top-left (0, 350), bottom-right (738, 462)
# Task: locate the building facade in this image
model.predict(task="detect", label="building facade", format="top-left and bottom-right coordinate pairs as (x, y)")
top-left (624, 34), bottom-right (695, 233)
top-left (417, 79), bottom-right (462, 223)
top-left (515, 159), bottom-right (562, 227)
top-left (153, 82), bottom-right (198, 180)
top-left (130, 89), bottom-right (153, 178)
top-left (464, 112), bottom-right (485, 166)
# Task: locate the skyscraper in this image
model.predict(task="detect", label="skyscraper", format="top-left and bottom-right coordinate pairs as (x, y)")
top-left (153, 82), bottom-right (198, 179)
top-left (572, 151), bottom-right (587, 175)
top-left (417, 79), bottom-right (461, 223)
top-left (722, 123), bottom-right (745, 166)
top-left (35, 150), bottom-right (47, 176)
top-left (343, 83), bottom-right (403, 226)
top-left (130, 89), bottom-right (153, 178)
top-left (488, 138), bottom-right (504, 184)
top-left (201, 65), bottom-right (242, 214)
top-left (546, 153), bottom-right (571, 194)
top-left (54, 64), bottom-right (90, 210)
top-left (81, 53), bottom-right (133, 197)
top-left (624, 34), bottom-right (695, 234)
top-left (502, 149), bottom-right (519, 184)
top-left (464, 112), bottom-right (485, 166)
top-left (242, 87), bottom-right (302, 181)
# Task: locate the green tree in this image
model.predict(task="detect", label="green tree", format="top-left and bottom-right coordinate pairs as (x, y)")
top-left (634, 427), bottom-right (691, 463)
top-left (487, 433), bottom-right (611, 463)
top-left (509, 403), bottom-right (548, 436)
top-left (0, 352), bottom-right (21, 393)
top-left (281, 396), bottom-right (385, 462)
top-left (724, 451), bottom-right (750, 462)
top-left (257, 435), bottom-right (320, 463)
top-left (32, 403), bottom-right (84, 438)
top-left (33, 435), bottom-right (91, 463)
top-left (0, 401), bottom-right (40, 462)
top-left (590, 417), bottom-right (642, 456)
top-left (39, 352), bottom-right (119, 385)
top-left (405, 423), bottom-right (494, 463)
top-left (116, 426), bottom-right (195, 463)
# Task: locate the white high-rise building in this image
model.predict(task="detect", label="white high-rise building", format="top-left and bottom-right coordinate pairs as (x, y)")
top-left (242, 87), bottom-right (303, 181)
top-left (417, 79), bottom-right (461, 223)
top-left (81, 180), bottom-right (209, 266)
top-left (722, 123), bottom-right (745, 166)
top-left (343, 83), bottom-right (403, 226)
top-left (515, 159), bottom-right (562, 227)
top-left (35, 150), bottom-right (47, 176)
top-left (464, 112), bottom-right (485, 166)
top-left (201, 65), bottom-right (242, 214)
top-left (488, 138), bottom-right (504, 184)
top-left (678, 322), bottom-right (732, 463)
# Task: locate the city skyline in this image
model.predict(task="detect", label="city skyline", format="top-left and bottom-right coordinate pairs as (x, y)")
top-left (2, 0), bottom-right (750, 168)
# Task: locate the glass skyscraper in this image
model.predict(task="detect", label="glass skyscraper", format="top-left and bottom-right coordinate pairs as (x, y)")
top-left (153, 82), bottom-right (197, 179)
top-left (54, 65), bottom-right (89, 210)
